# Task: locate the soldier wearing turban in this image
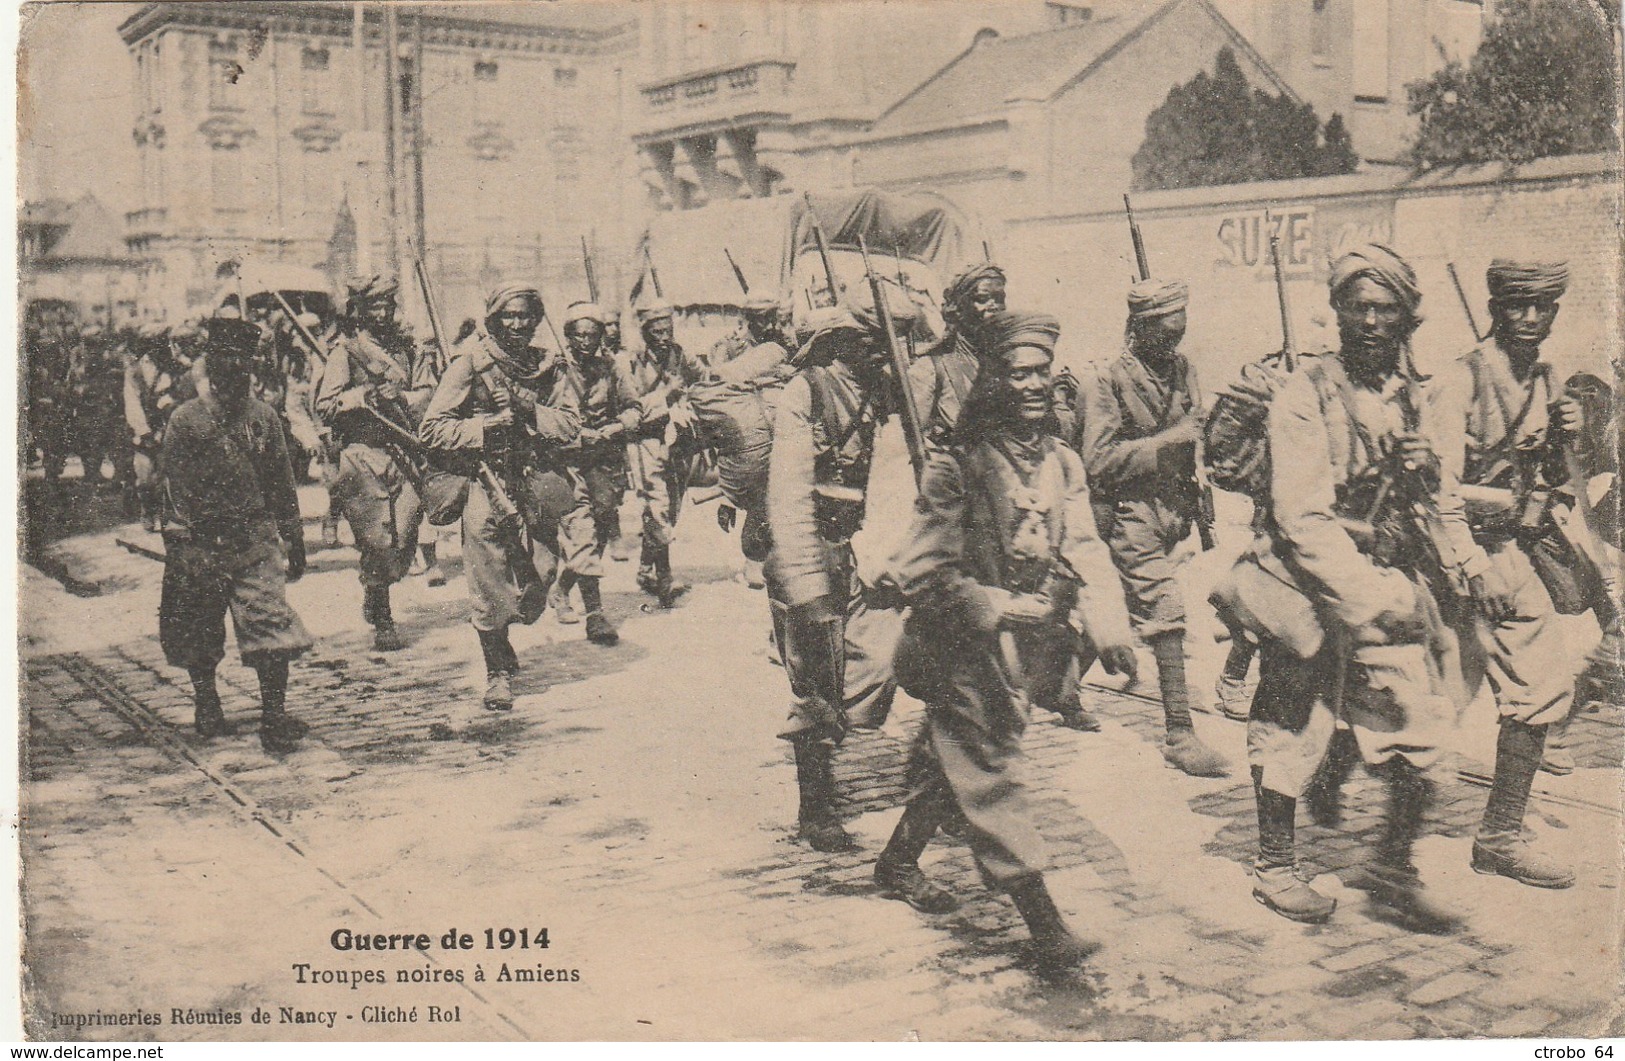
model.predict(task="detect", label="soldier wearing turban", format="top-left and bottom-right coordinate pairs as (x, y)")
top-left (1076, 277), bottom-right (1231, 777)
top-left (621, 301), bottom-right (711, 609)
top-left (1429, 257), bottom-right (1586, 891)
top-left (908, 262), bottom-right (1007, 445)
top-left (549, 299), bottom-right (637, 643)
top-left (879, 309), bottom-right (1135, 974)
top-left (1233, 243), bottom-right (1462, 930)
top-left (315, 272), bottom-right (435, 652)
top-left (419, 281), bottom-right (585, 711)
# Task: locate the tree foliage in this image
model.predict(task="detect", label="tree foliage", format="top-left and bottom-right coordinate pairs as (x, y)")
top-left (1407, 0), bottom-right (1618, 170)
top-left (1131, 47), bottom-right (1360, 191)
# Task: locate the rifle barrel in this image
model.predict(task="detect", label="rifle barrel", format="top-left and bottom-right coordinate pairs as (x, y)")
top-left (804, 193), bottom-right (839, 307)
top-left (1124, 194), bottom-right (1150, 281)
top-left (1267, 214), bottom-right (1297, 371)
top-left (858, 236), bottom-right (925, 489)
top-left (1447, 263), bottom-right (1484, 343)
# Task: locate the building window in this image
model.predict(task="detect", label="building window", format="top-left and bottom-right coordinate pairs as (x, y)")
top-left (209, 41), bottom-right (243, 111)
top-left (1047, 3), bottom-right (1093, 26)
top-left (554, 66), bottom-right (577, 87)
top-left (211, 146), bottom-right (243, 211)
top-left (474, 60), bottom-right (499, 81)
top-left (1311, 0), bottom-right (1332, 64)
top-left (301, 46), bottom-right (332, 115)
top-left (1352, 0), bottom-right (1389, 102)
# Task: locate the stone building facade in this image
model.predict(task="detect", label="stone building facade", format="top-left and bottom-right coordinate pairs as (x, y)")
top-left (119, 2), bottom-right (637, 325)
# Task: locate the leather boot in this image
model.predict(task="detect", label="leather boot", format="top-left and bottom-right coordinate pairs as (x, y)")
top-left (477, 627), bottom-right (518, 711)
top-left (1303, 725), bottom-right (1360, 827)
top-left (256, 659), bottom-right (307, 753)
top-left (370, 586), bottom-right (406, 651)
top-left (1473, 720), bottom-right (1574, 888)
top-left (875, 794), bottom-right (958, 913)
top-left (189, 668), bottom-right (234, 739)
top-left (580, 578), bottom-right (619, 645)
top-left (1355, 760), bottom-right (1460, 934)
top-left (649, 544), bottom-right (689, 609)
top-left (1252, 767), bottom-right (1334, 923)
top-left (795, 740), bottom-right (856, 852)
top-left (1007, 874), bottom-right (1099, 975)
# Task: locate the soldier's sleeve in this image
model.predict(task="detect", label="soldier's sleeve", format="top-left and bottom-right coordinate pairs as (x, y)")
top-left (418, 352), bottom-right (484, 451)
top-left (313, 341), bottom-right (365, 424)
top-left (1427, 358), bottom-right (1491, 581)
top-left (124, 362), bottom-right (151, 439)
top-left (256, 405), bottom-right (303, 531)
top-left (533, 368), bottom-right (582, 446)
top-left (1056, 448), bottom-right (1135, 651)
top-left (893, 449), bottom-right (1012, 632)
top-left (767, 375), bottom-right (832, 608)
top-left (1078, 364), bottom-right (1161, 489)
top-left (1269, 370), bottom-right (1415, 630)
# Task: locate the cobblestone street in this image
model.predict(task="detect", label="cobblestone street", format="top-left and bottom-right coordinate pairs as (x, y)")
top-left (19, 479), bottom-right (1625, 1042)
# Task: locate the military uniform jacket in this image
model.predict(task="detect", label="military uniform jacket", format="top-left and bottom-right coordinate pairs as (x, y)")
top-left (125, 353), bottom-right (196, 445)
top-left (419, 331), bottom-right (580, 479)
top-left (895, 434), bottom-right (1133, 661)
top-left (314, 325), bottom-right (434, 448)
top-left (1430, 340), bottom-right (1560, 578)
top-left (1077, 347), bottom-right (1201, 510)
top-left (1253, 353), bottom-right (1463, 637)
top-left (161, 395), bottom-right (301, 539)
top-left (767, 359), bottom-right (885, 608)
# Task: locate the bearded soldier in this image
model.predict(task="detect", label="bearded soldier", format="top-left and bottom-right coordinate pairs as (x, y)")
top-left (315, 276), bottom-right (434, 651)
top-left (419, 283), bottom-right (582, 711)
top-left (766, 305), bottom-right (901, 852)
top-left (552, 301), bottom-right (636, 641)
top-left (1077, 280), bottom-right (1230, 776)
top-left (908, 263), bottom-right (1007, 446)
top-left (1230, 245), bottom-right (1461, 931)
top-left (879, 312), bottom-right (1137, 974)
top-left (158, 318), bottom-right (313, 752)
top-left (1432, 260), bottom-right (1584, 888)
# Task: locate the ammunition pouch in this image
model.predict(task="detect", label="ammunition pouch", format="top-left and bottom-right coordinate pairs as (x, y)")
top-left (813, 482), bottom-right (866, 541)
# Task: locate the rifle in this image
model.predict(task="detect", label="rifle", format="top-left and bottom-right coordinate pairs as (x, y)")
top-left (1447, 263), bottom-right (1485, 343)
top-left (116, 536), bottom-right (167, 563)
top-left (644, 244), bottom-right (664, 301)
top-left (407, 249), bottom-right (534, 547)
top-left (1266, 210), bottom-right (1297, 371)
top-left (857, 236), bottom-right (926, 489)
top-left (273, 291), bottom-right (327, 370)
top-left (1124, 194), bottom-right (1150, 281)
top-left (723, 247), bottom-right (750, 295)
top-left (1124, 193), bottom-right (1216, 550)
top-left (803, 193), bottom-right (839, 308)
top-left (582, 235), bottom-right (600, 305)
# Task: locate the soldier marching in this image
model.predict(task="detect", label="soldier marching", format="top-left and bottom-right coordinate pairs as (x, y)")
top-left (37, 205), bottom-right (1618, 983)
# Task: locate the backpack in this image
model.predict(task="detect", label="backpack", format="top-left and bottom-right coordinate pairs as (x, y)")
top-left (1203, 351), bottom-right (1329, 498)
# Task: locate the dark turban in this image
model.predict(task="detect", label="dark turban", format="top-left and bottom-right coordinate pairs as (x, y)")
top-left (1127, 279), bottom-right (1189, 321)
top-left (982, 311), bottom-right (1061, 359)
top-left (1487, 259), bottom-right (1569, 302)
top-left (1329, 244), bottom-right (1421, 315)
top-left (943, 263), bottom-right (1006, 310)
